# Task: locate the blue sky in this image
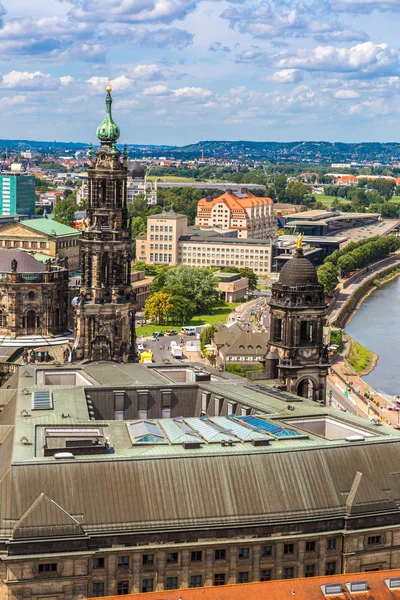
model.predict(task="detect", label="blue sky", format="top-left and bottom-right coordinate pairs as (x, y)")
top-left (0, 0), bottom-right (400, 145)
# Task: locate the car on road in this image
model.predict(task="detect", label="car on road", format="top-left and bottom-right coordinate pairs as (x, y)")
top-left (151, 335), bottom-right (159, 341)
top-left (166, 330), bottom-right (178, 336)
top-left (137, 344), bottom-right (145, 351)
top-left (154, 331), bottom-right (164, 337)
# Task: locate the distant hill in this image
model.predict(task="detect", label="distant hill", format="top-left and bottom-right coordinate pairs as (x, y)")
top-left (1, 138), bottom-right (400, 163)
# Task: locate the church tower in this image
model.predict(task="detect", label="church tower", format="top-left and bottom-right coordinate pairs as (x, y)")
top-left (265, 236), bottom-right (329, 402)
top-left (73, 82), bottom-right (136, 362)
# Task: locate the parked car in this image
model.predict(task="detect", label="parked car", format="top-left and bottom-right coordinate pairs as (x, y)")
top-left (166, 330), bottom-right (178, 336)
top-left (154, 331), bottom-right (165, 337)
top-left (137, 344), bottom-right (145, 351)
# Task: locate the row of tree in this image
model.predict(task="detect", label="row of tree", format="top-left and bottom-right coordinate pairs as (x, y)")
top-left (317, 235), bottom-right (400, 294)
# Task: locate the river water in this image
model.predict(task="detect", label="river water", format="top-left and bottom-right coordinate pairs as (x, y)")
top-left (346, 276), bottom-right (400, 396)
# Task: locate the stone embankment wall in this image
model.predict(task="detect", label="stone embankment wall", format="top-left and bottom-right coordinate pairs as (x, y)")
top-left (332, 262), bottom-right (400, 328)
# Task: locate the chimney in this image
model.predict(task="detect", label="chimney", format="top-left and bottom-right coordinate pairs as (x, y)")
top-left (206, 196), bottom-right (212, 202)
top-left (241, 187), bottom-right (248, 194)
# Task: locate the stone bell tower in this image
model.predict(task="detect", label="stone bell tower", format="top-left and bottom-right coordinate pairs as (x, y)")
top-left (73, 81), bottom-right (136, 362)
top-left (265, 236), bottom-right (329, 402)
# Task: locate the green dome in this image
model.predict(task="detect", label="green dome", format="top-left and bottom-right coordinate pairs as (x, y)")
top-left (96, 91), bottom-right (120, 144)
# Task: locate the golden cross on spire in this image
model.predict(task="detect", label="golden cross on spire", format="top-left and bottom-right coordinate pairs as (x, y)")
top-left (106, 77), bottom-right (112, 93)
top-left (296, 232), bottom-right (304, 250)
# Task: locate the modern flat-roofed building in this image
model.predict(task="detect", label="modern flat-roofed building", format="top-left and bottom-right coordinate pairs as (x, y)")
top-left (0, 174), bottom-right (35, 217)
top-left (136, 211), bottom-right (272, 275)
top-left (196, 190), bottom-right (274, 239)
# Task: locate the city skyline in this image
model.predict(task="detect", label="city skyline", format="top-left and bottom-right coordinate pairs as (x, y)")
top-left (0, 0), bottom-right (399, 145)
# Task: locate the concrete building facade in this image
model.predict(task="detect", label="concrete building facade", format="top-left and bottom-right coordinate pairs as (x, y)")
top-left (136, 212), bottom-right (272, 275)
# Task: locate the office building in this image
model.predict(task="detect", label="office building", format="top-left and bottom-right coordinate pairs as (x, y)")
top-left (196, 190), bottom-right (274, 239)
top-left (0, 174), bottom-right (35, 217)
top-left (136, 211), bottom-right (272, 275)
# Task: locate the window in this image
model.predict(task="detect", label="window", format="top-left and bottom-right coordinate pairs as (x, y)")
top-left (117, 581), bottom-right (129, 595)
top-left (166, 577), bottom-right (178, 590)
top-left (283, 567), bottom-right (294, 579)
top-left (300, 320), bottom-right (313, 343)
top-left (326, 561), bottom-right (337, 576)
top-left (260, 569), bottom-right (272, 582)
top-left (141, 579), bottom-right (153, 593)
top-left (284, 544), bottom-right (294, 555)
top-left (142, 554), bottom-right (154, 566)
top-left (167, 552), bottom-right (178, 564)
top-left (327, 538), bottom-right (336, 550)
top-left (261, 545), bottom-right (272, 558)
top-left (92, 583), bottom-right (105, 597)
top-left (274, 318), bottom-right (282, 342)
top-left (93, 558), bottom-right (105, 569)
top-left (305, 564), bottom-right (316, 578)
top-left (38, 563), bottom-right (57, 573)
top-left (368, 535), bottom-right (382, 545)
top-left (238, 547), bottom-right (249, 559)
top-left (215, 549), bottom-right (226, 560)
top-left (306, 541), bottom-right (316, 552)
top-left (191, 551), bottom-right (202, 562)
top-left (214, 573), bottom-right (225, 586)
top-left (237, 572), bottom-right (249, 584)
top-left (118, 556), bottom-right (129, 568)
top-left (190, 575), bottom-right (202, 588)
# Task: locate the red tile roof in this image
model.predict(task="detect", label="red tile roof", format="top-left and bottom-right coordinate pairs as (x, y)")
top-left (197, 191), bottom-right (273, 212)
top-left (91, 570), bottom-right (400, 600)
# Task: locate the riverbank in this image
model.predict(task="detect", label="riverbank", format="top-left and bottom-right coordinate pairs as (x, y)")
top-left (346, 337), bottom-right (378, 376)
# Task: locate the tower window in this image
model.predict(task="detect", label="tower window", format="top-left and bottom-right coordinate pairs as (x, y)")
top-left (274, 318), bottom-right (282, 342)
top-left (300, 321), bottom-right (313, 343)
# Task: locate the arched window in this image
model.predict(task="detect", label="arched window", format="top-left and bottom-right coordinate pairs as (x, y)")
top-left (101, 253), bottom-right (110, 286)
top-left (54, 308), bottom-right (60, 327)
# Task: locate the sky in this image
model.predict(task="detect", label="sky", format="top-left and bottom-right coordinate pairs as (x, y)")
top-left (0, 0), bottom-right (400, 145)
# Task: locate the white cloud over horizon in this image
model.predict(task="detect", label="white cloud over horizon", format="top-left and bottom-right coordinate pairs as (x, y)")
top-left (0, 0), bottom-right (399, 143)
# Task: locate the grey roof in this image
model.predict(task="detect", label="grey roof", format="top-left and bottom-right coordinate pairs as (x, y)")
top-left (214, 323), bottom-right (268, 356)
top-left (182, 227), bottom-right (272, 246)
top-left (1, 363), bottom-right (400, 540)
top-left (0, 249), bottom-right (46, 273)
top-left (150, 210), bottom-right (187, 220)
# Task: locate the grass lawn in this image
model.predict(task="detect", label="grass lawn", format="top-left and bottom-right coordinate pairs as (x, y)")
top-left (389, 195), bottom-right (400, 204)
top-left (316, 195), bottom-right (351, 207)
top-left (136, 301), bottom-right (242, 337)
top-left (347, 339), bottom-right (372, 373)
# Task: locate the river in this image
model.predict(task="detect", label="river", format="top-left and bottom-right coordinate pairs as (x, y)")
top-left (346, 276), bottom-right (400, 396)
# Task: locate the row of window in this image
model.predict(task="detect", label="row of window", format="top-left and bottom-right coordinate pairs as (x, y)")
top-left (182, 258), bottom-right (267, 268)
top-left (149, 254), bottom-right (172, 263)
top-left (183, 247), bottom-right (266, 254)
top-left (91, 540), bottom-right (338, 571)
top-left (57, 238), bottom-right (78, 248)
top-left (2, 240), bottom-right (48, 249)
top-left (91, 563), bottom-right (339, 596)
top-left (150, 225), bottom-right (173, 232)
top-left (149, 235), bottom-right (173, 241)
top-left (150, 244), bottom-right (173, 251)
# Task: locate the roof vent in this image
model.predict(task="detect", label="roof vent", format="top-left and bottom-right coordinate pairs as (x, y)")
top-left (345, 435), bottom-right (365, 442)
top-left (386, 577), bottom-right (400, 589)
top-left (321, 583), bottom-right (343, 596)
top-left (346, 581), bottom-right (368, 593)
top-left (252, 439), bottom-right (270, 447)
top-left (182, 442), bottom-right (202, 450)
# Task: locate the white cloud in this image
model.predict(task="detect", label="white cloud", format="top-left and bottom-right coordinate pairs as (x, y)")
top-left (68, 0), bottom-right (202, 24)
top-left (276, 42), bottom-right (400, 77)
top-left (0, 70), bottom-right (59, 90)
top-left (266, 69), bottom-right (304, 84)
top-left (142, 85), bottom-right (172, 96)
top-left (334, 89), bottom-right (360, 98)
top-left (331, 0), bottom-right (400, 12)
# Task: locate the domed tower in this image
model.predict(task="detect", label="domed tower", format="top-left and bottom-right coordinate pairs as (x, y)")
top-left (265, 236), bottom-right (329, 402)
top-left (130, 161), bottom-right (146, 180)
top-left (73, 81), bottom-right (136, 362)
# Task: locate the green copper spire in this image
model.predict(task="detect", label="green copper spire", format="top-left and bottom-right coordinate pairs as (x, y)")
top-left (96, 79), bottom-right (120, 144)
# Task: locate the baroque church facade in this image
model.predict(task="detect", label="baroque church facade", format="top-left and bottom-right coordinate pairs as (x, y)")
top-left (73, 83), bottom-right (136, 362)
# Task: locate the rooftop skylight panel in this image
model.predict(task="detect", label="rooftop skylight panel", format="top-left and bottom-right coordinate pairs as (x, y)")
top-left (160, 418), bottom-right (202, 444)
top-left (32, 390), bottom-right (53, 410)
top-left (130, 420), bottom-right (165, 442)
top-left (235, 415), bottom-right (302, 438)
top-left (212, 416), bottom-right (270, 441)
top-left (184, 417), bottom-right (237, 443)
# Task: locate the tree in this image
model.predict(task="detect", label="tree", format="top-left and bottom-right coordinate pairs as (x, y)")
top-left (285, 181), bottom-right (312, 205)
top-left (64, 188), bottom-right (73, 198)
top-left (371, 178), bottom-right (396, 201)
top-left (317, 262), bottom-right (338, 295)
top-left (170, 295), bottom-right (196, 325)
top-left (200, 324), bottom-right (217, 351)
top-left (274, 174), bottom-right (287, 202)
top-left (144, 291), bottom-right (173, 325)
top-left (163, 266), bottom-right (219, 313)
top-left (52, 197), bottom-right (77, 227)
top-left (128, 194), bottom-right (148, 218)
